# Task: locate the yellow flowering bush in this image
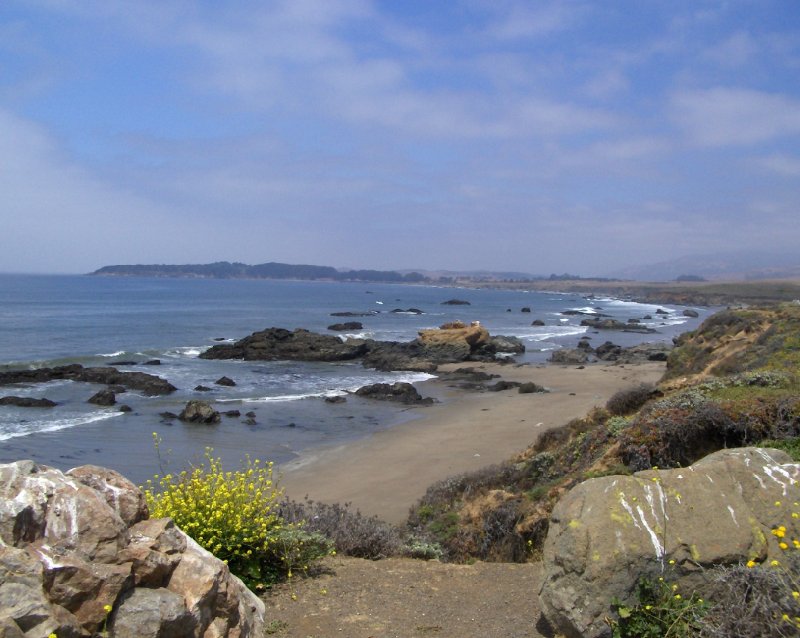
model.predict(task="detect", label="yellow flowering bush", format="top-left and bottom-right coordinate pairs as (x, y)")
top-left (144, 448), bottom-right (332, 589)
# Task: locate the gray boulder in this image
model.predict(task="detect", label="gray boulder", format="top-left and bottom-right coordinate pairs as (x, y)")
top-left (539, 448), bottom-right (800, 638)
top-left (0, 461), bottom-right (264, 637)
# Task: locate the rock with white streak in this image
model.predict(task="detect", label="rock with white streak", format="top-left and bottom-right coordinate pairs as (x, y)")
top-left (538, 447), bottom-right (800, 638)
top-left (0, 460), bottom-right (264, 637)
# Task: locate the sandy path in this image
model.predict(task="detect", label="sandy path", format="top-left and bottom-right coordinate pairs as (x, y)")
top-left (265, 556), bottom-right (548, 638)
top-left (279, 361), bottom-right (663, 523)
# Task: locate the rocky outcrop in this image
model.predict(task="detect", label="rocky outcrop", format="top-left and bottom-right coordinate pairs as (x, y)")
top-left (354, 382), bottom-right (434, 405)
top-left (199, 327), bottom-right (369, 362)
top-left (0, 396), bottom-right (57, 407)
top-left (580, 318), bottom-right (656, 333)
top-left (0, 461), bottom-right (264, 637)
top-left (200, 324), bottom-right (522, 372)
top-left (549, 348), bottom-right (591, 364)
top-left (441, 299), bottom-right (470, 305)
top-left (327, 322), bottom-right (364, 331)
top-left (88, 389), bottom-right (116, 406)
top-left (539, 448), bottom-right (800, 638)
top-left (683, 308), bottom-right (699, 318)
top-left (0, 364), bottom-right (176, 396)
top-left (215, 376), bottom-right (237, 387)
top-left (178, 400), bottom-right (220, 424)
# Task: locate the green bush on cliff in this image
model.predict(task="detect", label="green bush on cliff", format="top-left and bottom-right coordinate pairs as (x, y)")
top-left (144, 448), bottom-right (332, 590)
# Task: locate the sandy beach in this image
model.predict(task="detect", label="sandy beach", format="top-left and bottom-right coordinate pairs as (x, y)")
top-left (280, 360), bottom-right (665, 523)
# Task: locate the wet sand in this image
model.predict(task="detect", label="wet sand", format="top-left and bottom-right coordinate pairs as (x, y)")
top-left (279, 361), bottom-right (665, 523)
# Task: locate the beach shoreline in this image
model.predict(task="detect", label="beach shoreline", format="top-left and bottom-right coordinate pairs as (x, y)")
top-left (279, 360), bottom-right (666, 524)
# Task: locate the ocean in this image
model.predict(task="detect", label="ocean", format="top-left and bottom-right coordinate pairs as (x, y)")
top-left (0, 273), bottom-right (710, 484)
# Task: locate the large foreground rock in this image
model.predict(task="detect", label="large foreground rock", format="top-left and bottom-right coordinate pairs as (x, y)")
top-left (0, 461), bottom-right (264, 637)
top-left (539, 448), bottom-right (800, 638)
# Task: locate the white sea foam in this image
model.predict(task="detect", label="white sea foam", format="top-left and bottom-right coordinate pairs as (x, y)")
top-left (0, 411), bottom-right (123, 442)
top-left (97, 350), bottom-right (126, 357)
top-left (163, 346), bottom-right (206, 358)
top-left (505, 326), bottom-right (588, 341)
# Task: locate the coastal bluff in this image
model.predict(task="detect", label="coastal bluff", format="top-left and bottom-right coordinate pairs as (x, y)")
top-left (0, 461), bottom-right (264, 637)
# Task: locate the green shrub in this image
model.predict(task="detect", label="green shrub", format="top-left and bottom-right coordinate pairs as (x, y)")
top-left (759, 437), bottom-right (800, 462)
top-left (606, 384), bottom-right (658, 416)
top-left (278, 497), bottom-right (404, 560)
top-left (608, 577), bottom-right (709, 638)
top-left (699, 553), bottom-right (800, 637)
top-left (143, 449), bottom-right (331, 590)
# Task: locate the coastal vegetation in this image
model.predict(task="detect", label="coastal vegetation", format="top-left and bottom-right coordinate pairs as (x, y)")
top-left (406, 303), bottom-right (800, 565)
top-left (143, 448), bottom-right (333, 590)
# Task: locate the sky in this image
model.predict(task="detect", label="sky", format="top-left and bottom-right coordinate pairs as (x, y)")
top-left (1, 1), bottom-right (799, 276)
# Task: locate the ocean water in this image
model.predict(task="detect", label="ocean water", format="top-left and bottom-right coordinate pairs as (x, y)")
top-left (0, 274), bottom-right (710, 483)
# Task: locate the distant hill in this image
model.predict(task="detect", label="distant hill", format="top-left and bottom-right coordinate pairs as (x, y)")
top-left (91, 262), bottom-right (426, 283)
top-left (610, 250), bottom-right (800, 282)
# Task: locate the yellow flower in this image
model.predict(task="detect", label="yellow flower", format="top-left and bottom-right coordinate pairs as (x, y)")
top-left (103, 604), bottom-right (113, 613)
top-left (780, 542), bottom-right (789, 550)
top-left (290, 593), bottom-right (297, 601)
top-left (672, 584), bottom-right (678, 591)
top-left (793, 591), bottom-right (799, 599)
top-left (668, 559), bottom-right (676, 565)
top-left (674, 594), bottom-right (682, 600)
top-left (775, 501), bottom-right (782, 507)
top-left (746, 560), bottom-right (757, 568)
top-left (771, 560), bottom-right (780, 567)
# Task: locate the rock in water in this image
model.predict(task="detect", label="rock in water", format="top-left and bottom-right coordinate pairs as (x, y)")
top-left (199, 327), bottom-right (368, 362)
top-left (178, 400), bottom-right (220, 423)
top-left (0, 461), bottom-right (264, 637)
top-left (354, 382), bottom-right (434, 405)
top-left (88, 389), bottom-right (116, 406)
top-left (538, 448), bottom-right (800, 638)
top-left (0, 396), bottom-right (57, 407)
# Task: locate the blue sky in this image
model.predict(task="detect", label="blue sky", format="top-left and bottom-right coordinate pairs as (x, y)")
top-left (1, 1), bottom-right (799, 275)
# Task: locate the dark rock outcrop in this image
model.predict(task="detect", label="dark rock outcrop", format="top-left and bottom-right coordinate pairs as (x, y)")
top-left (199, 327), bottom-right (369, 362)
top-left (0, 364), bottom-right (176, 395)
top-left (0, 461), bottom-right (264, 637)
top-left (390, 308), bottom-right (423, 314)
top-left (531, 319), bottom-right (545, 326)
top-left (327, 322), bottom-right (363, 331)
top-left (178, 400), bottom-right (220, 424)
top-left (88, 389), bottom-right (116, 406)
top-left (549, 349), bottom-right (591, 364)
top-left (683, 308), bottom-right (700, 318)
top-left (579, 318), bottom-right (656, 333)
top-left (518, 382), bottom-right (547, 394)
top-left (215, 376), bottom-right (237, 387)
top-left (0, 396), bottom-right (57, 408)
top-left (441, 299), bottom-right (470, 305)
top-left (354, 382), bottom-right (434, 405)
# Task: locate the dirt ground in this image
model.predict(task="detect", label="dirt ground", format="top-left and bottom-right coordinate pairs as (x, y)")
top-left (264, 556), bottom-right (551, 638)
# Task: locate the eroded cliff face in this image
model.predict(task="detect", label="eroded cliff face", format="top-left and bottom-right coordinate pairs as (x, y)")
top-left (0, 461), bottom-right (264, 637)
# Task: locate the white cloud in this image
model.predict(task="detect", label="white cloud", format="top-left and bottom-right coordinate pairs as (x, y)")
top-left (485, 1), bottom-right (586, 41)
top-left (671, 87), bottom-right (800, 146)
top-left (755, 153), bottom-right (800, 177)
top-left (703, 30), bottom-right (758, 67)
